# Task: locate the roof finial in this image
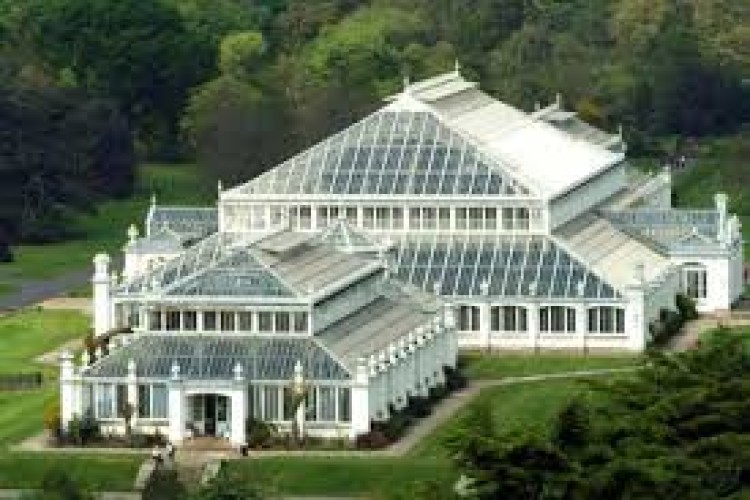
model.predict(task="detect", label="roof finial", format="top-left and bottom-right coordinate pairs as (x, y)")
top-left (454, 58), bottom-right (461, 75)
top-left (555, 92), bottom-right (563, 108)
top-left (618, 123), bottom-right (624, 140)
top-left (403, 74), bottom-right (410, 93)
top-left (217, 179), bottom-right (223, 195)
top-left (150, 193), bottom-right (157, 208)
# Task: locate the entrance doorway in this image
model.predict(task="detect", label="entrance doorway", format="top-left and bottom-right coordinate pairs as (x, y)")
top-left (189, 394), bottom-right (230, 438)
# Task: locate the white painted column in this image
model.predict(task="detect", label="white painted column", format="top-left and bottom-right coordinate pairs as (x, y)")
top-left (479, 281), bottom-right (491, 349)
top-left (350, 357), bottom-right (370, 440)
top-left (92, 253), bottom-right (112, 337)
top-left (625, 264), bottom-right (648, 352)
top-left (527, 300), bottom-right (540, 352)
top-left (575, 301), bottom-right (587, 353)
top-left (59, 351), bottom-right (76, 429)
top-left (126, 359), bottom-right (138, 428)
top-left (167, 363), bottom-right (185, 444)
top-left (231, 363), bottom-right (247, 447)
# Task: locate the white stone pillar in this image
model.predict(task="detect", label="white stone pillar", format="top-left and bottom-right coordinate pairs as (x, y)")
top-left (60, 351), bottom-right (76, 429)
top-left (92, 253), bottom-right (112, 337)
top-left (350, 357), bottom-right (370, 440)
top-left (625, 265), bottom-right (648, 352)
top-left (479, 281), bottom-right (491, 349)
top-left (127, 359), bottom-right (138, 428)
top-left (576, 303), bottom-right (587, 353)
top-left (231, 363), bottom-right (247, 447)
top-left (167, 362), bottom-right (185, 444)
top-left (527, 300), bottom-right (540, 352)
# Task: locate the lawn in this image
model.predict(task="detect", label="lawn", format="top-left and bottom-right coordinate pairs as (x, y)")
top-left (0, 163), bottom-right (213, 282)
top-left (225, 457), bottom-right (455, 498)
top-left (0, 309), bottom-right (143, 490)
top-left (410, 378), bottom-right (596, 459)
top-left (230, 375), bottom-right (618, 496)
top-left (461, 352), bottom-right (640, 380)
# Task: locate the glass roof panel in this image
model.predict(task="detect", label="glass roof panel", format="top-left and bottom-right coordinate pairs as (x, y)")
top-left (237, 111), bottom-right (533, 197)
top-left (389, 235), bottom-right (622, 300)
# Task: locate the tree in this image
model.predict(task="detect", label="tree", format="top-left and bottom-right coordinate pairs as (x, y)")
top-left (18, 0), bottom-right (211, 157)
top-left (0, 86), bottom-right (135, 245)
top-left (219, 32), bottom-right (266, 79)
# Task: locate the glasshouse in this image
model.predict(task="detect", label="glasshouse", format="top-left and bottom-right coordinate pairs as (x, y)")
top-left (60, 69), bottom-right (743, 446)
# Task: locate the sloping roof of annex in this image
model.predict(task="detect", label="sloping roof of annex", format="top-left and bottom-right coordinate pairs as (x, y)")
top-left (82, 334), bottom-right (351, 381)
top-left (600, 208), bottom-right (722, 251)
top-left (222, 71), bottom-right (623, 203)
top-left (114, 229), bottom-right (382, 302)
top-left (387, 232), bottom-right (623, 300)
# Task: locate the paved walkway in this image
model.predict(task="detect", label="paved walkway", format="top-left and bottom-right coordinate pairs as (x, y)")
top-left (0, 269), bottom-right (89, 312)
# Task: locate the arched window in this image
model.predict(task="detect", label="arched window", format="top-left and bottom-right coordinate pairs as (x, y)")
top-left (587, 306), bottom-right (625, 334)
top-left (682, 263), bottom-right (708, 300)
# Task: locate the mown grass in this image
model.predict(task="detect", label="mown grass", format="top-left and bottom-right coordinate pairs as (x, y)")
top-left (0, 163), bottom-right (212, 281)
top-left (461, 352), bottom-right (640, 380)
top-left (409, 378), bottom-right (594, 459)
top-left (0, 309), bottom-right (143, 490)
top-left (225, 457), bottom-right (455, 498)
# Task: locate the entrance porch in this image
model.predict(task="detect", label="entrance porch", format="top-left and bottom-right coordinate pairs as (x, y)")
top-left (186, 394), bottom-right (231, 440)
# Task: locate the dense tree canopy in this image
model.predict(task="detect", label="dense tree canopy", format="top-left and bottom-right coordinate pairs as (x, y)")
top-left (0, 0), bottom-right (749, 255)
top-left (444, 332), bottom-right (750, 499)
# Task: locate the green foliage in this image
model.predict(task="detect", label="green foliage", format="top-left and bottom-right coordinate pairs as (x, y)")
top-left (43, 401), bottom-right (61, 439)
top-left (219, 31), bottom-right (265, 79)
top-left (676, 294), bottom-right (699, 322)
top-left (142, 467), bottom-right (187, 500)
top-left (16, 0), bottom-right (211, 158)
top-left (192, 468), bottom-right (264, 500)
top-left (444, 335), bottom-right (750, 499)
top-left (23, 468), bottom-right (93, 500)
top-left (0, 86), bottom-right (135, 248)
top-left (245, 417), bottom-right (276, 448)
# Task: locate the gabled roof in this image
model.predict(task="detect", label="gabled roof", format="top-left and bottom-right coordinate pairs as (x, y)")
top-left (319, 218), bottom-right (381, 253)
top-left (83, 335), bottom-right (350, 381)
top-left (225, 109), bottom-right (536, 199)
top-left (115, 229), bottom-right (381, 299)
top-left (389, 233), bottom-right (621, 299)
top-left (416, 82), bottom-right (625, 199)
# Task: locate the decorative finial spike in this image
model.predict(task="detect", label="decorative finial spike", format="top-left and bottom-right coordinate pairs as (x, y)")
top-left (556, 92), bottom-right (563, 108)
top-left (618, 123), bottom-right (624, 139)
top-left (150, 193), bottom-right (157, 208)
top-left (403, 74), bottom-right (410, 92)
top-left (217, 179), bottom-right (223, 194)
top-left (454, 58), bottom-right (461, 74)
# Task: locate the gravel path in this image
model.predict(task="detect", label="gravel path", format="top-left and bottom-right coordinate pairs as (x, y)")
top-left (0, 269), bottom-right (89, 312)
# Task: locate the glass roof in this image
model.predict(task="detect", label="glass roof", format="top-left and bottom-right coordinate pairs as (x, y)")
top-left (389, 234), bottom-right (621, 299)
top-left (319, 219), bottom-right (381, 253)
top-left (118, 233), bottom-right (297, 298)
top-left (147, 207), bottom-right (218, 242)
top-left (83, 335), bottom-right (350, 381)
top-left (601, 209), bottom-right (720, 249)
top-left (234, 111), bottom-right (533, 197)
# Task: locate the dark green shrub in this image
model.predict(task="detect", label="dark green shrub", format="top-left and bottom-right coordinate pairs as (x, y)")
top-left (245, 417), bottom-right (275, 448)
top-left (142, 467), bottom-right (186, 500)
top-left (405, 395), bottom-right (432, 418)
top-left (444, 365), bottom-right (468, 391)
top-left (676, 293), bottom-right (699, 321)
top-left (355, 429), bottom-right (391, 449)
